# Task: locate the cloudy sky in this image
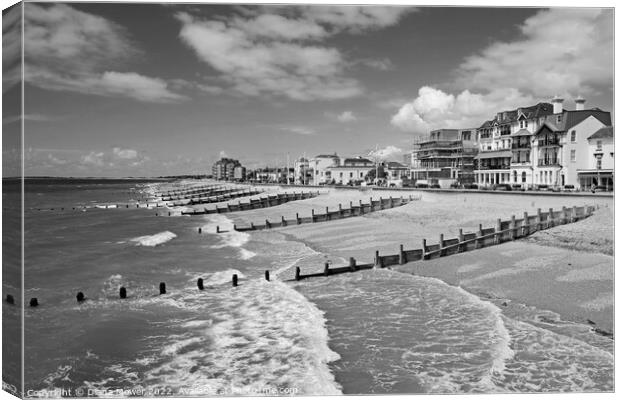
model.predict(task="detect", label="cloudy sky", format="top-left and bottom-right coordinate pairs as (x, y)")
top-left (2, 2), bottom-right (614, 177)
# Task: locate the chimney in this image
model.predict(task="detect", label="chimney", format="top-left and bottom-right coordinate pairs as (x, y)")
top-left (575, 96), bottom-right (586, 111)
top-left (551, 95), bottom-right (564, 114)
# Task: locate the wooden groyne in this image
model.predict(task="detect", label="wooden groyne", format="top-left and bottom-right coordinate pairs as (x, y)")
top-left (292, 204), bottom-right (597, 280)
top-left (167, 189), bottom-right (264, 206)
top-left (159, 184), bottom-right (226, 197)
top-left (233, 194), bottom-right (421, 232)
top-left (160, 187), bottom-right (254, 201)
top-left (180, 191), bottom-right (323, 215)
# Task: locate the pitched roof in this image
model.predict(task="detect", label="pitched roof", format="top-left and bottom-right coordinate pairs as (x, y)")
top-left (588, 126), bottom-right (613, 140)
top-left (385, 161), bottom-right (407, 168)
top-left (343, 157), bottom-right (373, 164)
top-left (560, 109), bottom-right (612, 131)
top-left (511, 128), bottom-right (533, 137)
top-left (478, 102), bottom-right (554, 129)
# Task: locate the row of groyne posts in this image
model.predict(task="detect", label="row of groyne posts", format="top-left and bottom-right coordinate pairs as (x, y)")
top-left (10, 204), bottom-right (596, 307)
top-left (161, 187), bottom-right (261, 203)
top-left (181, 191), bottom-right (323, 216)
top-left (230, 194), bottom-right (419, 231)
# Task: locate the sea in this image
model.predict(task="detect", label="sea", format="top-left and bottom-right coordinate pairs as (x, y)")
top-left (2, 178), bottom-right (613, 396)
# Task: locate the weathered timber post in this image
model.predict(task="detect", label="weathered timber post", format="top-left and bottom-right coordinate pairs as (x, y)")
top-left (159, 282), bottom-right (166, 295)
top-left (324, 262), bottom-right (330, 277)
top-left (537, 208), bottom-right (543, 231)
top-left (389, 196), bottom-right (393, 208)
top-left (571, 206), bottom-right (577, 222)
top-left (295, 267), bottom-right (301, 281)
top-left (296, 213), bottom-right (300, 224)
top-left (349, 257), bottom-right (357, 272)
top-left (120, 287), bottom-right (127, 299)
top-left (5, 295), bottom-right (14, 304)
top-left (338, 203), bottom-right (343, 217)
top-left (311, 209), bottom-right (315, 222)
top-left (422, 239), bottom-right (427, 259)
top-left (359, 200), bottom-right (364, 215)
top-left (233, 224), bottom-right (237, 231)
top-left (198, 227), bottom-right (202, 234)
top-left (76, 292), bottom-right (85, 302)
top-left (251, 222), bottom-right (255, 230)
top-left (30, 298), bottom-right (38, 307)
top-left (494, 219), bottom-right (502, 244)
top-left (475, 224), bottom-right (483, 249)
top-left (369, 197), bottom-right (373, 211)
top-left (438, 233), bottom-right (445, 256)
top-left (216, 225), bottom-right (220, 233)
top-left (374, 250), bottom-right (381, 267)
top-left (325, 206), bottom-right (329, 220)
top-left (548, 208), bottom-right (554, 228)
top-left (561, 206), bottom-right (568, 224)
top-left (197, 278), bottom-right (204, 290)
top-left (265, 271), bottom-right (270, 281)
top-left (399, 244), bottom-right (406, 265)
top-left (522, 212), bottom-right (529, 236)
top-left (232, 274), bottom-right (238, 287)
top-left (265, 219), bottom-right (271, 229)
top-left (510, 215), bottom-right (516, 240)
top-left (281, 216), bottom-right (286, 226)
top-left (379, 197), bottom-right (384, 210)
top-left (458, 228), bottom-right (464, 252)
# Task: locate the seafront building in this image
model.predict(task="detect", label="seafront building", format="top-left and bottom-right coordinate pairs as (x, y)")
top-left (579, 125), bottom-right (614, 189)
top-left (326, 156), bottom-right (375, 185)
top-left (308, 153), bottom-right (340, 185)
top-left (411, 128), bottom-right (478, 187)
top-left (212, 157), bottom-right (243, 181)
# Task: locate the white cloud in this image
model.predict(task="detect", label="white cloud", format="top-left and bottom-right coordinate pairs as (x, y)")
top-left (455, 8), bottom-right (612, 98)
top-left (368, 145), bottom-right (403, 161)
top-left (81, 151), bottom-right (106, 167)
top-left (219, 150), bottom-right (229, 158)
top-left (23, 4), bottom-right (185, 103)
top-left (337, 111), bottom-right (357, 122)
top-left (113, 147), bottom-right (138, 160)
top-left (175, 6), bottom-right (414, 101)
top-left (391, 86), bottom-right (534, 134)
top-left (279, 126), bottom-right (316, 135)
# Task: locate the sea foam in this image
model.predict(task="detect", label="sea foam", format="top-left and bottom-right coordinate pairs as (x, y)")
top-left (130, 231), bottom-right (176, 247)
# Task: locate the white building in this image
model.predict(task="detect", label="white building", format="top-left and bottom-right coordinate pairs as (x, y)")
top-left (326, 156), bottom-right (374, 185)
top-left (308, 153), bottom-right (340, 184)
top-left (577, 126), bottom-right (614, 189)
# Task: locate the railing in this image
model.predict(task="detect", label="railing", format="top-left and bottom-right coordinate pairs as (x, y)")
top-left (538, 159), bottom-right (560, 167)
top-left (511, 142), bottom-right (531, 149)
top-left (476, 164), bottom-right (511, 170)
top-left (538, 139), bottom-right (561, 147)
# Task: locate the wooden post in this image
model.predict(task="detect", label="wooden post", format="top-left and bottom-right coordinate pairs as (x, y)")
top-left (30, 298), bottom-right (38, 307)
top-left (295, 267), bottom-right (301, 281)
top-left (389, 196), bottom-right (393, 208)
top-left (422, 239), bottom-right (427, 259)
top-left (379, 197), bottom-right (384, 210)
top-left (232, 274), bottom-right (238, 287)
top-left (281, 216), bottom-right (286, 226)
top-left (548, 208), bottom-right (554, 228)
top-left (494, 218), bottom-right (502, 244)
top-left (339, 203), bottom-right (343, 217)
top-left (250, 222), bottom-right (255, 230)
top-left (510, 215), bottom-right (516, 240)
top-left (561, 206), bottom-right (568, 224)
top-left (522, 212), bottom-right (529, 236)
top-left (374, 250), bottom-right (381, 267)
top-left (458, 228), bottom-right (464, 252)
top-left (571, 206), bottom-right (577, 222)
top-left (265, 270), bottom-right (270, 281)
top-left (233, 224), bottom-right (237, 231)
top-left (349, 257), bottom-right (357, 272)
top-left (197, 278), bottom-right (204, 290)
top-left (537, 208), bottom-right (542, 231)
top-left (265, 219), bottom-right (270, 229)
top-left (325, 206), bottom-right (329, 220)
top-left (324, 262), bottom-right (329, 277)
top-left (198, 227), bottom-right (202, 234)
top-left (216, 225), bottom-right (220, 233)
top-left (311, 209), bottom-right (315, 222)
top-left (76, 292), bottom-right (85, 302)
top-left (399, 244), bottom-right (406, 265)
top-left (296, 213), bottom-right (300, 224)
top-left (5, 295), bottom-right (14, 304)
top-left (359, 200), bottom-right (364, 214)
top-left (475, 224), bottom-right (483, 249)
top-left (159, 282), bottom-right (166, 295)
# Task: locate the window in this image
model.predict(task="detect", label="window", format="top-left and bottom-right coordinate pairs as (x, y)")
top-left (597, 159), bottom-right (602, 169)
top-left (570, 150), bottom-right (576, 162)
top-left (519, 120), bottom-right (524, 129)
top-left (522, 172), bottom-right (526, 183)
top-left (339, 172), bottom-right (343, 178)
top-left (525, 120), bottom-right (528, 128)
top-left (557, 115), bottom-right (562, 124)
top-left (571, 130), bottom-right (576, 142)
top-left (349, 172), bottom-right (353, 178)
top-left (596, 140), bottom-right (603, 150)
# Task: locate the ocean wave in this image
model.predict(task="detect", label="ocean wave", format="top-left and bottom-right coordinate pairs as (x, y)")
top-left (130, 231), bottom-right (176, 247)
top-left (139, 279), bottom-right (342, 395)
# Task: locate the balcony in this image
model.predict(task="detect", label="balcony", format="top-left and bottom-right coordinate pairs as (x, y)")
top-left (538, 139), bottom-right (561, 147)
top-left (538, 159), bottom-right (560, 167)
top-left (476, 164), bottom-right (511, 170)
top-left (511, 142), bottom-right (531, 149)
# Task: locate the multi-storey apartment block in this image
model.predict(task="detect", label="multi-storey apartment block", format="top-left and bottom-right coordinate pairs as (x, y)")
top-left (212, 157), bottom-right (242, 180)
top-left (411, 128), bottom-right (477, 187)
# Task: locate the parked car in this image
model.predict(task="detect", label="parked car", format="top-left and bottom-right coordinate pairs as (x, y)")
top-left (415, 183), bottom-right (429, 188)
top-left (511, 184), bottom-right (524, 191)
top-left (463, 183), bottom-right (478, 189)
top-left (536, 184), bottom-right (550, 191)
top-left (494, 184), bottom-right (512, 191)
top-left (562, 184), bottom-right (576, 192)
top-left (430, 184), bottom-right (441, 189)
top-left (449, 182), bottom-right (461, 189)
top-left (592, 185), bottom-right (612, 193)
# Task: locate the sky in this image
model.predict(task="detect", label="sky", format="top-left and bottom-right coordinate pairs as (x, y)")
top-left (1, 2), bottom-right (614, 177)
